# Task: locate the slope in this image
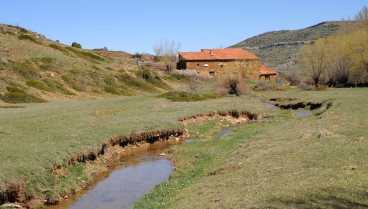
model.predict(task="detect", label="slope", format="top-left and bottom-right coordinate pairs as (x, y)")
top-left (230, 21), bottom-right (340, 75)
top-left (0, 24), bottom-right (178, 104)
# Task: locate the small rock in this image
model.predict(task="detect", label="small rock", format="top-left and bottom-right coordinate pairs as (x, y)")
top-left (159, 152), bottom-right (166, 156)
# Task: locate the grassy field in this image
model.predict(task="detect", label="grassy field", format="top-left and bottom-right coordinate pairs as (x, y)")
top-left (0, 93), bottom-right (269, 203)
top-left (135, 88), bottom-right (368, 208)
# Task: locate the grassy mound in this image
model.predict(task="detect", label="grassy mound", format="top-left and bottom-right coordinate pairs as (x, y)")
top-left (157, 91), bottom-right (222, 102)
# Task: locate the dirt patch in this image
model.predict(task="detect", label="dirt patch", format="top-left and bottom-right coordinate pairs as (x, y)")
top-left (0, 184), bottom-right (28, 208)
top-left (178, 110), bottom-right (260, 125)
top-left (275, 102), bottom-right (323, 110)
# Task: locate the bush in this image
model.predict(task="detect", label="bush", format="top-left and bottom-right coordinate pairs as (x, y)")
top-left (18, 34), bottom-right (41, 44)
top-left (118, 73), bottom-right (158, 93)
top-left (285, 71), bottom-right (301, 86)
top-left (1, 87), bottom-right (46, 103)
top-left (104, 86), bottom-right (121, 95)
top-left (10, 62), bottom-right (40, 79)
top-left (157, 91), bottom-right (222, 102)
top-left (61, 74), bottom-right (84, 92)
top-left (65, 47), bottom-right (104, 63)
top-left (25, 80), bottom-right (54, 92)
top-left (135, 67), bottom-right (172, 90)
top-left (71, 42), bottom-right (82, 49)
top-left (42, 78), bottom-right (76, 95)
top-left (215, 76), bottom-right (252, 96)
top-left (92, 65), bottom-right (102, 71)
top-left (49, 44), bottom-right (70, 54)
top-left (7, 25), bottom-right (28, 33)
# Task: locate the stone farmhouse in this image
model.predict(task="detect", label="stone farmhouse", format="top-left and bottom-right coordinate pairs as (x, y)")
top-left (178, 48), bottom-right (277, 82)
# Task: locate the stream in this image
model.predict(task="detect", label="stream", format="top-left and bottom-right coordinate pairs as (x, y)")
top-left (48, 140), bottom-right (182, 209)
top-left (49, 102), bottom-right (313, 209)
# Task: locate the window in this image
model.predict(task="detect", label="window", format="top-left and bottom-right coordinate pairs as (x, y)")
top-left (209, 71), bottom-right (215, 76)
top-left (204, 64), bottom-right (209, 69)
top-left (265, 75), bottom-right (270, 81)
top-left (197, 63), bottom-right (199, 67)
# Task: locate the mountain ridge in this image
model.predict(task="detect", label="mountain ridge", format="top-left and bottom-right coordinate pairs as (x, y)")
top-left (229, 21), bottom-right (341, 74)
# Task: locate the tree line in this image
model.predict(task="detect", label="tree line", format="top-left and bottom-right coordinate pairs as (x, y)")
top-left (298, 6), bottom-right (368, 87)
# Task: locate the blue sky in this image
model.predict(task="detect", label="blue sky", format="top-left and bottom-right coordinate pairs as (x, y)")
top-left (1, 0), bottom-right (367, 54)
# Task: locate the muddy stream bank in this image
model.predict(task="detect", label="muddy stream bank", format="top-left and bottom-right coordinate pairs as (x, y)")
top-left (43, 110), bottom-right (259, 209)
top-left (46, 106), bottom-right (317, 208)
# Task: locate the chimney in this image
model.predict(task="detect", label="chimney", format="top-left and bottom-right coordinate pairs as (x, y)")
top-left (210, 50), bottom-right (214, 56)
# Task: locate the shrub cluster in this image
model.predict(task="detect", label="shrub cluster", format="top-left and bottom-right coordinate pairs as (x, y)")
top-left (18, 34), bottom-right (41, 44)
top-left (157, 91), bottom-right (222, 102)
top-left (0, 87), bottom-right (46, 103)
top-left (71, 42), bottom-right (82, 49)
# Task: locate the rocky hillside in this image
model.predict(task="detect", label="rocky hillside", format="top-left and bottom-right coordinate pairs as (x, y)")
top-left (0, 24), bottom-right (182, 104)
top-left (230, 21), bottom-right (340, 75)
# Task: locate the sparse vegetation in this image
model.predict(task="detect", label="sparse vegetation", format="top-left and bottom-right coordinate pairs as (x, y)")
top-left (65, 47), bottom-right (104, 63)
top-left (42, 78), bottom-right (76, 95)
top-left (25, 80), bottom-right (54, 92)
top-left (254, 81), bottom-right (285, 90)
top-left (0, 87), bottom-right (46, 103)
top-left (49, 44), bottom-right (71, 54)
top-left (18, 34), bottom-right (41, 45)
top-left (10, 61), bottom-right (40, 79)
top-left (157, 91), bottom-right (222, 102)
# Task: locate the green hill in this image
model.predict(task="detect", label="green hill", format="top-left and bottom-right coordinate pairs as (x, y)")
top-left (0, 24), bottom-right (179, 104)
top-left (230, 21), bottom-right (340, 75)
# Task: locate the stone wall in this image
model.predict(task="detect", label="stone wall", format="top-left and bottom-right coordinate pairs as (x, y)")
top-left (182, 59), bottom-right (260, 79)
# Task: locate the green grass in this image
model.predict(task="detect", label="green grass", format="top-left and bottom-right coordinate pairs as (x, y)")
top-left (48, 44), bottom-right (71, 55)
top-left (135, 88), bottom-right (368, 208)
top-left (0, 105), bottom-right (25, 108)
top-left (0, 87), bottom-right (47, 103)
top-left (18, 34), bottom-right (42, 45)
top-left (25, 80), bottom-right (54, 92)
top-left (9, 61), bottom-right (40, 79)
top-left (157, 91), bottom-right (223, 102)
top-left (7, 25), bottom-right (28, 34)
top-left (42, 78), bottom-right (76, 95)
top-left (0, 95), bottom-right (266, 202)
top-left (65, 47), bottom-right (104, 63)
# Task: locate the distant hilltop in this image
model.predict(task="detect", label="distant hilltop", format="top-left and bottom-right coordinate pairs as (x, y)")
top-left (229, 21), bottom-right (341, 75)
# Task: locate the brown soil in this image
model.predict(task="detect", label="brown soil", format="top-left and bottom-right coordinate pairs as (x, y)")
top-left (0, 109), bottom-right (259, 208)
top-left (275, 101), bottom-right (323, 110)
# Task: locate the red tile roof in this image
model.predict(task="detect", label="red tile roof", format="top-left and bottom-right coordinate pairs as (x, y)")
top-left (179, 48), bottom-right (259, 61)
top-left (260, 64), bottom-right (277, 75)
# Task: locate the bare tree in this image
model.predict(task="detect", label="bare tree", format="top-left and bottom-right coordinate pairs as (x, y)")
top-left (153, 40), bottom-right (181, 72)
top-left (215, 62), bottom-right (251, 96)
top-left (187, 75), bottom-right (201, 96)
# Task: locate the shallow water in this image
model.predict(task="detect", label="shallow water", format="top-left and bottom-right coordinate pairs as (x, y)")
top-left (212, 123), bottom-right (245, 138)
top-left (262, 102), bottom-right (278, 109)
top-left (49, 123), bottom-right (252, 209)
top-left (48, 140), bottom-right (181, 209)
top-left (296, 111), bottom-right (312, 117)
